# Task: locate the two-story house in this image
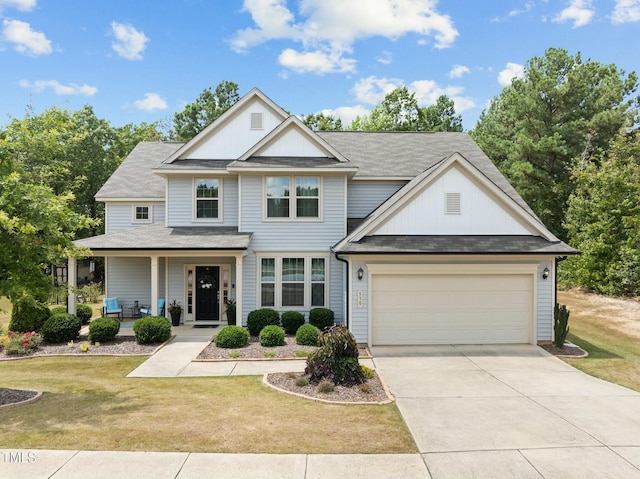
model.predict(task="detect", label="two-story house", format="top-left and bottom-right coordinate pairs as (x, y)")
top-left (71, 88), bottom-right (575, 346)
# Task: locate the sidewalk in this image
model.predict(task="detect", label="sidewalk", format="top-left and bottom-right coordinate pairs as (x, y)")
top-left (0, 450), bottom-right (430, 479)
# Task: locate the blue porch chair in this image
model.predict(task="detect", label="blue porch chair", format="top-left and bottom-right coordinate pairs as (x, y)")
top-left (140, 298), bottom-right (165, 317)
top-left (102, 297), bottom-right (123, 321)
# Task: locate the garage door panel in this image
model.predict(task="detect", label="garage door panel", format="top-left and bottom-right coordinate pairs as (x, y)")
top-left (371, 274), bottom-right (532, 345)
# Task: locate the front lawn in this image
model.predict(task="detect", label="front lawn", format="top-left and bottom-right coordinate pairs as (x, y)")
top-left (558, 290), bottom-right (640, 393)
top-left (0, 356), bottom-right (416, 454)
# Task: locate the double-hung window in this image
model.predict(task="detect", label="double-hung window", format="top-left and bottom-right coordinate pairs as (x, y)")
top-left (195, 178), bottom-right (220, 220)
top-left (266, 176), bottom-right (320, 219)
top-left (259, 255), bottom-right (327, 309)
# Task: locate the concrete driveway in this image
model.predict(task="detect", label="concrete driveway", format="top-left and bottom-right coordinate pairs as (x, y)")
top-left (371, 344), bottom-right (640, 479)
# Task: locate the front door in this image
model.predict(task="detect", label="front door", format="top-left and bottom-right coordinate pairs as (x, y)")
top-left (195, 266), bottom-right (220, 321)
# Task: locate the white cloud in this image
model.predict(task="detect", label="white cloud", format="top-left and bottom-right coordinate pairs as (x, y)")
top-left (111, 22), bottom-right (149, 60)
top-left (2, 19), bottom-right (52, 56)
top-left (553, 0), bottom-right (595, 27)
top-left (377, 50), bottom-right (392, 65)
top-left (320, 106), bottom-right (370, 125)
top-left (449, 64), bottom-right (470, 79)
top-left (0, 0), bottom-right (36, 11)
top-left (351, 75), bottom-right (475, 113)
top-left (498, 62), bottom-right (525, 86)
top-left (491, 1), bottom-right (535, 22)
top-left (278, 47), bottom-right (356, 74)
top-left (611, 0), bottom-right (640, 22)
top-left (134, 93), bottom-right (168, 111)
top-left (19, 79), bottom-right (97, 96)
top-left (231, 0), bottom-right (459, 75)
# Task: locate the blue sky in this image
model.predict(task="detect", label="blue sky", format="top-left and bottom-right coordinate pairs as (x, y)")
top-left (1, 0), bottom-right (638, 131)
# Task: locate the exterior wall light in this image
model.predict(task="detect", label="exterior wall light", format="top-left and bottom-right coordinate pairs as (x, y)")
top-left (357, 267), bottom-right (364, 281)
top-left (542, 266), bottom-right (550, 280)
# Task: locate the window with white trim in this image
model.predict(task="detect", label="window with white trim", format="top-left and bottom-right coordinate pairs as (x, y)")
top-left (132, 205), bottom-right (151, 223)
top-left (265, 176), bottom-right (320, 219)
top-left (259, 255), bottom-right (327, 309)
top-left (195, 178), bottom-right (220, 220)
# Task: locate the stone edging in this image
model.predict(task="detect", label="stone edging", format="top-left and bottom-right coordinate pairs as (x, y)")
top-left (262, 371), bottom-right (396, 406)
top-left (0, 390), bottom-right (43, 411)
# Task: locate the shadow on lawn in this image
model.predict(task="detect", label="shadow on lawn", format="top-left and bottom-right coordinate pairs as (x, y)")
top-left (568, 334), bottom-right (623, 360)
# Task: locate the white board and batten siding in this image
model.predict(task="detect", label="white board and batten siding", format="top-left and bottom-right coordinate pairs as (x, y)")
top-left (184, 100), bottom-right (283, 160)
top-left (373, 166), bottom-right (535, 236)
top-left (166, 176), bottom-right (238, 227)
top-left (105, 203), bottom-right (165, 233)
top-left (239, 174), bottom-right (347, 324)
top-left (347, 181), bottom-right (406, 218)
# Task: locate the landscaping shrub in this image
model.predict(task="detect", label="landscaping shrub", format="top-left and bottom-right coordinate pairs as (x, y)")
top-left (133, 316), bottom-right (171, 345)
top-left (361, 365), bottom-right (374, 380)
top-left (296, 324), bottom-right (320, 346)
top-left (309, 308), bottom-right (334, 330)
top-left (76, 304), bottom-right (94, 324)
top-left (215, 325), bottom-right (249, 348)
top-left (317, 380), bottom-right (335, 393)
top-left (246, 308), bottom-right (280, 336)
top-left (9, 294), bottom-right (51, 333)
top-left (305, 325), bottom-right (365, 386)
top-left (259, 325), bottom-right (285, 347)
top-left (1, 331), bottom-right (42, 355)
top-left (50, 306), bottom-right (68, 316)
top-left (88, 317), bottom-right (120, 343)
top-left (295, 377), bottom-right (309, 387)
top-left (554, 303), bottom-right (570, 347)
top-left (41, 313), bottom-right (82, 343)
top-left (281, 311), bottom-right (305, 335)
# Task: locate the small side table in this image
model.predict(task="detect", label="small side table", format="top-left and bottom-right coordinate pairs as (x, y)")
top-left (129, 305), bottom-right (142, 319)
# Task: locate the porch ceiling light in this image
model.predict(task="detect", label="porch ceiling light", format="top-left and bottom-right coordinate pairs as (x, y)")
top-left (542, 266), bottom-right (550, 280)
top-left (357, 267), bottom-right (364, 281)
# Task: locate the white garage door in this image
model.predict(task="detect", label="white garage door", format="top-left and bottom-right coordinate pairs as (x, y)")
top-left (371, 274), bottom-right (532, 345)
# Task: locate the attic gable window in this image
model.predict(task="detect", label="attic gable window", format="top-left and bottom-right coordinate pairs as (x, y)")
top-left (445, 192), bottom-right (461, 215)
top-left (250, 112), bottom-right (263, 130)
top-left (194, 178), bottom-right (221, 221)
top-left (132, 205), bottom-right (151, 223)
top-left (265, 176), bottom-right (320, 220)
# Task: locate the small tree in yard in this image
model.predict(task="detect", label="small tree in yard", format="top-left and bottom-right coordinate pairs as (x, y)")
top-left (305, 325), bottom-right (365, 386)
top-left (554, 303), bottom-right (570, 347)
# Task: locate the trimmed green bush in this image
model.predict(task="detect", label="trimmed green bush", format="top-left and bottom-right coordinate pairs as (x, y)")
top-left (9, 294), bottom-right (51, 333)
top-left (41, 313), bottom-right (82, 343)
top-left (50, 306), bottom-right (68, 316)
top-left (215, 325), bottom-right (249, 348)
top-left (88, 317), bottom-right (120, 343)
top-left (281, 311), bottom-right (305, 335)
top-left (246, 308), bottom-right (280, 336)
top-left (76, 304), bottom-right (94, 324)
top-left (309, 308), bottom-right (334, 330)
top-left (361, 364), bottom-right (374, 379)
top-left (133, 316), bottom-right (171, 345)
top-left (259, 325), bottom-right (285, 347)
top-left (296, 324), bottom-right (320, 346)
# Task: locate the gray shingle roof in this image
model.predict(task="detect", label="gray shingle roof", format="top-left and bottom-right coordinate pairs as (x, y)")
top-left (333, 235), bottom-right (577, 255)
top-left (75, 223), bottom-right (252, 250)
top-left (154, 159), bottom-right (232, 170)
top-left (95, 142), bottom-right (183, 199)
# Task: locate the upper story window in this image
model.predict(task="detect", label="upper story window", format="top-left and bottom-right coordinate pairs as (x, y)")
top-left (195, 178), bottom-right (220, 220)
top-left (132, 205), bottom-right (151, 223)
top-left (265, 176), bottom-right (320, 220)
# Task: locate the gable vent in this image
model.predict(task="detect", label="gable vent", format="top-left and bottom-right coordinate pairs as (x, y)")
top-left (445, 192), bottom-right (461, 215)
top-left (250, 112), bottom-right (263, 130)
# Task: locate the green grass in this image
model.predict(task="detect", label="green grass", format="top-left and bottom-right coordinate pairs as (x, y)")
top-left (558, 290), bottom-right (640, 393)
top-left (0, 356), bottom-right (416, 453)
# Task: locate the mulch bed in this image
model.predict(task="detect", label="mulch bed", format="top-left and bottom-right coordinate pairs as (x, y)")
top-left (539, 342), bottom-right (589, 357)
top-left (0, 388), bottom-right (39, 407)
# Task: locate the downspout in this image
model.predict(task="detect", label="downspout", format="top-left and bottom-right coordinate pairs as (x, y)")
top-left (334, 252), bottom-right (349, 329)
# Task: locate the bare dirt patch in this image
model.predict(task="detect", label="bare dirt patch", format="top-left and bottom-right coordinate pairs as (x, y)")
top-left (559, 289), bottom-right (640, 339)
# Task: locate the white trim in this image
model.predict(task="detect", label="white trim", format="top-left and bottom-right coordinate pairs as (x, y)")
top-left (192, 177), bottom-right (223, 223)
top-left (97, 197), bottom-right (164, 202)
top-left (131, 205), bottom-right (153, 223)
top-left (262, 175), bottom-right (323, 222)
top-left (256, 252), bottom-right (330, 310)
top-left (226, 166), bottom-right (357, 175)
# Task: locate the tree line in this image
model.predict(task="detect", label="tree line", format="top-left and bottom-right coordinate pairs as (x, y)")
top-left (1, 47), bottom-right (639, 301)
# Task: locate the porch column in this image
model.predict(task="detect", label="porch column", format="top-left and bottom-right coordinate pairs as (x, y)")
top-left (67, 257), bottom-right (77, 315)
top-left (235, 254), bottom-right (243, 325)
top-left (150, 255), bottom-right (159, 315)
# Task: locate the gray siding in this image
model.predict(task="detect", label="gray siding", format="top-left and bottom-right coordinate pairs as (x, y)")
top-left (105, 203), bottom-right (165, 233)
top-left (347, 180), bottom-right (405, 218)
top-left (167, 176), bottom-right (238, 227)
top-left (350, 260), bottom-right (369, 343)
top-left (105, 257), bottom-right (165, 313)
top-left (536, 262), bottom-right (554, 341)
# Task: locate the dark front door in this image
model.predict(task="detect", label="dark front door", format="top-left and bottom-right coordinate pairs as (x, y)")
top-left (195, 266), bottom-right (219, 321)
